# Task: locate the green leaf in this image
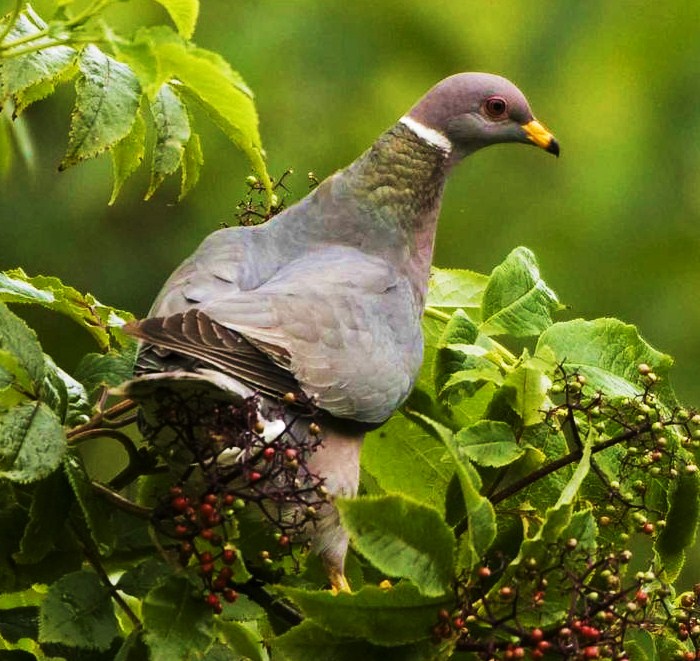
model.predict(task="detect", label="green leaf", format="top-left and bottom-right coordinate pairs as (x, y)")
top-left (278, 582), bottom-right (454, 646)
top-left (427, 267), bottom-right (489, 311)
top-left (0, 269), bottom-right (135, 351)
top-left (535, 318), bottom-right (675, 399)
top-left (480, 246), bottom-right (561, 337)
top-left (0, 402), bottom-right (65, 483)
top-left (502, 359), bottom-right (551, 426)
top-left (625, 628), bottom-right (656, 661)
top-left (14, 471), bottom-right (72, 564)
top-left (61, 45), bottom-right (141, 170)
top-left (1, 13), bottom-right (77, 115)
top-left (74, 346), bottom-right (137, 399)
top-left (0, 301), bottom-right (45, 392)
top-left (109, 110), bottom-right (146, 205)
top-left (362, 413), bottom-right (453, 514)
top-left (63, 451), bottom-right (116, 555)
top-left (153, 0), bottom-right (200, 39)
top-left (656, 473), bottom-right (699, 580)
top-left (453, 420), bottom-right (524, 468)
top-left (179, 130), bottom-right (203, 200)
top-left (146, 83), bottom-right (191, 199)
top-left (274, 620), bottom-right (452, 661)
top-left (38, 570), bottom-right (119, 651)
top-left (217, 620), bottom-right (268, 661)
top-left (337, 495), bottom-right (454, 597)
top-left (0, 585), bottom-right (47, 610)
top-left (116, 558), bottom-right (172, 598)
top-left (42, 355), bottom-right (91, 425)
top-left (143, 574), bottom-right (214, 661)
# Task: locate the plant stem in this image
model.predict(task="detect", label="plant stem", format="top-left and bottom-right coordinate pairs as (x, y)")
top-left (67, 398), bottom-right (137, 439)
top-left (91, 481), bottom-right (152, 519)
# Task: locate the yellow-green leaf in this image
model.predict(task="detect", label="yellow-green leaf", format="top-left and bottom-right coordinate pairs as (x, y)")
top-left (152, 0), bottom-right (199, 39)
top-left (109, 110), bottom-right (146, 205)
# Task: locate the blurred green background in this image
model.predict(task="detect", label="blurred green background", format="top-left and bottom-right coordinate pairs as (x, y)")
top-left (2, 0), bottom-right (700, 407)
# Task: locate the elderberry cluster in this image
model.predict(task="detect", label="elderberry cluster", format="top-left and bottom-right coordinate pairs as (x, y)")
top-left (142, 389), bottom-right (329, 610)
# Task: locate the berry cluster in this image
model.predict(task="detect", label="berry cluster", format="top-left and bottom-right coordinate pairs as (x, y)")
top-left (235, 169), bottom-right (293, 225)
top-left (143, 389), bottom-right (329, 610)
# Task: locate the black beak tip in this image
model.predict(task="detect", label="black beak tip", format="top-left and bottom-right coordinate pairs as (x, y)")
top-left (547, 138), bottom-right (560, 157)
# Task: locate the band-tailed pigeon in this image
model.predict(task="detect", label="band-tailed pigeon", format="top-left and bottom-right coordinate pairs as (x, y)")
top-left (127, 73), bottom-right (558, 592)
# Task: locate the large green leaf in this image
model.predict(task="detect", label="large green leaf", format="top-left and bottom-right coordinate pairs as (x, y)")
top-left (453, 420), bottom-right (524, 468)
top-left (278, 582), bottom-right (454, 646)
top-left (217, 620), bottom-right (269, 661)
top-left (535, 317), bottom-right (674, 400)
top-left (109, 110), bottom-right (146, 205)
top-left (337, 495), bottom-right (454, 597)
top-left (142, 574), bottom-right (215, 661)
top-left (61, 45), bottom-right (141, 169)
top-left (0, 301), bottom-right (44, 393)
top-left (362, 413), bottom-right (453, 514)
top-left (38, 570), bottom-right (119, 651)
top-left (0, 402), bottom-right (65, 483)
top-left (480, 246), bottom-right (561, 337)
top-left (146, 83), bottom-right (191, 200)
top-left (273, 621), bottom-right (452, 661)
top-left (1, 11), bottom-right (77, 115)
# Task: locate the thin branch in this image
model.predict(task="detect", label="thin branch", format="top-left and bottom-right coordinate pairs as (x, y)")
top-left (67, 398), bottom-right (137, 439)
top-left (90, 481), bottom-right (152, 519)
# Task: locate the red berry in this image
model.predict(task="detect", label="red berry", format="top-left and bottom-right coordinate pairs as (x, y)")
top-left (263, 447), bottom-right (276, 461)
top-left (477, 566), bottom-right (491, 579)
top-left (200, 562), bottom-right (214, 575)
top-left (249, 471), bottom-right (262, 482)
top-left (284, 448), bottom-right (298, 460)
top-left (204, 493), bottom-right (218, 505)
top-left (635, 590), bottom-right (649, 604)
top-left (212, 577), bottom-right (227, 591)
top-left (437, 609), bottom-right (450, 621)
top-left (169, 486), bottom-right (183, 497)
top-left (174, 524), bottom-right (189, 536)
top-left (200, 551), bottom-right (214, 564)
top-left (278, 535), bottom-right (290, 547)
top-left (531, 628), bottom-right (544, 642)
top-left (223, 588), bottom-right (238, 603)
top-left (218, 567), bottom-right (233, 581)
top-left (642, 522), bottom-right (655, 535)
top-left (171, 496), bottom-right (188, 512)
top-left (200, 529), bottom-right (214, 541)
top-left (212, 601), bottom-right (223, 615)
top-left (581, 625), bottom-right (600, 639)
top-left (223, 494), bottom-right (235, 505)
top-left (200, 503), bottom-right (215, 518)
top-left (453, 617), bottom-right (465, 629)
top-left (583, 647), bottom-right (599, 659)
top-left (499, 586), bottom-right (513, 599)
top-left (537, 641), bottom-right (551, 651)
top-left (222, 549), bottom-right (236, 565)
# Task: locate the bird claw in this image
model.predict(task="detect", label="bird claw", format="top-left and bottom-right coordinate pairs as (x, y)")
top-left (329, 569), bottom-right (351, 594)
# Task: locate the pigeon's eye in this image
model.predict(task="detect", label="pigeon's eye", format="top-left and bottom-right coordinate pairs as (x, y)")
top-left (484, 96), bottom-right (508, 119)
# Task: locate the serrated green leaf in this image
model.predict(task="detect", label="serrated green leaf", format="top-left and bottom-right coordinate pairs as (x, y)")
top-left (146, 83), bottom-right (190, 200)
top-left (43, 356), bottom-right (91, 426)
top-left (61, 45), bottom-right (141, 170)
top-left (480, 246), bottom-right (561, 337)
top-left (74, 346), bottom-right (137, 400)
top-left (278, 582), bottom-right (454, 646)
top-left (427, 267), bottom-right (489, 311)
top-left (0, 402), bottom-right (65, 483)
top-left (38, 570), bottom-right (118, 651)
top-left (143, 574), bottom-right (214, 661)
top-left (453, 420), bottom-right (524, 468)
top-left (1, 13), bottom-right (77, 115)
top-left (273, 620), bottom-right (452, 661)
top-left (337, 495), bottom-right (454, 597)
top-left (153, 0), bottom-right (199, 39)
top-left (656, 473), bottom-right (699, 580)
top-left (502, 360), bottom-right (551, 426)
top-left (362, 413), bottom-right (453, 514)
top-left (0, 269), bottom-right (135, 351)
top-left (109, 110), bottom-right (146, 205)
top-left (179, 129), bottom-right (202, 200)
top-left (13, 471), bottom-right (72, 564)
top-left (116, 558), bottom-right (172, 598)
top-left (0, 584), bottom-right (47, 610)
top-left (63, 451), bottom-right (115, 555)
top-left (625, 627), bottom-right (656, 661)
top-left (535, 318), bottom-right (675, 400)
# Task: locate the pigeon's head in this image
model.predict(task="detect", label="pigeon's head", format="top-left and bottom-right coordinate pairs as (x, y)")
top-left (405, 72), bottom-right (559, 160)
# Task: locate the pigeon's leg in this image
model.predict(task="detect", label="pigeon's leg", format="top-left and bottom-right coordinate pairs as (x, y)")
top-left (306, 429), bottom-right (363, 593)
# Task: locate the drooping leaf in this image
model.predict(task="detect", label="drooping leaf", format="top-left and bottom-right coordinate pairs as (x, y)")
top-left (152, 0), bottom-right (200, 39)
top-left (535, 318), bottom-right (675, 400)
top-left (0, 269), bottom-right (135, 351)
top-left (41, 355), bottom-right (91, 425)
top-left (179, 129), bottom-right (203, 200)
top-left (502, 359), bottom-right (551, 426)
top-left (337, 495), bottom-right (454, 597)
top-left (142, 574), bottom-right (215, 661)
top-left (362, 413), bottom-right (453, 514)
top-left (453, 420), bottom-right (524, 468)
top-left (109, 110), bottom-right (146, 205)
top-left (278, 582), bottom-right (454, 646)
top-left (61, 45), bottom-right (141, 169)
top-left (427, 267), bottom-right (489, 312)
top-left (480, 246), bottom-right (562, 337)
top-left (38, 570), bottom-right (119, 651)
top-left (146, 83), bottom-right (191, 199)
top-left (1, 13), bottom-right (77, 115)
top-left (0, 402), bottom-right (65, 483)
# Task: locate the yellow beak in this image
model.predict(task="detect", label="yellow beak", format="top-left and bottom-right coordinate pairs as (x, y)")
top-left (522, 119), bottom-right (560, 156)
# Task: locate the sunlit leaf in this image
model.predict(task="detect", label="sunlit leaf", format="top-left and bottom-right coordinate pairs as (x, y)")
top-left (152, 0), bottom-right (199, 39)
top-left (179, 129), bottom-right (203, 200)
top-left (427, 267), bottom-right (489, 311)
top-left (109, 110), bottom-right (146, 205)
top-left (453, 420), bottom-right (524, 467)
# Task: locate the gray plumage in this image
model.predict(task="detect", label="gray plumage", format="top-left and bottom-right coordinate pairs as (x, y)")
top-left (126, 72), bottom-right (558, 591)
